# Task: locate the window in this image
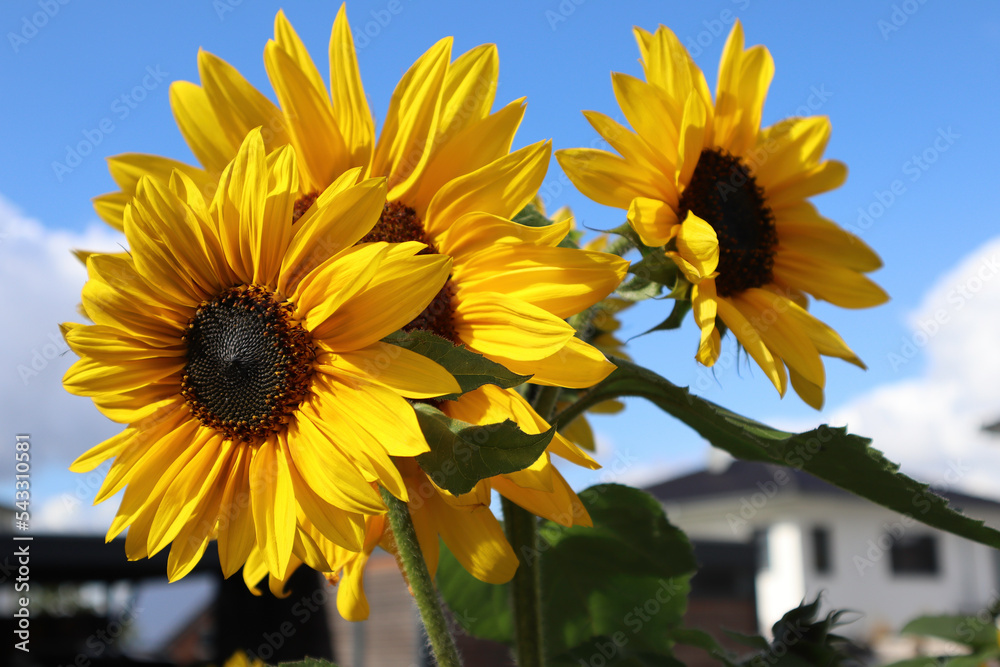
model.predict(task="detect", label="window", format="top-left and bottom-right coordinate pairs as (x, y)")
top-left (812, 527), bottom-right (832, 574)
top-left (890, 535), bottom-right (939, 575)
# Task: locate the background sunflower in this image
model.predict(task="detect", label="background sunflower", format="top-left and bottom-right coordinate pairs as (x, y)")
top-left (557, 21), bottom-right (888, 409)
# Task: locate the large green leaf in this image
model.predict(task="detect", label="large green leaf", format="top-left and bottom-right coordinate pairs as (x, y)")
top-left (438, 484), bottom-right (697, 661)
top-left (883, 653), bottom-right (1000, 667)
top-left (555, 358), bottom-right (1000, 550)
top-left (383, 330), bottom-right (529, 400)
top-left (413, 403), bottom-right (554, 495)
top-left (901, 614), bottom-right (1000, 651)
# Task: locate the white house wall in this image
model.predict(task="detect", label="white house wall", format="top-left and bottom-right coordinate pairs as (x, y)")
top-left (662, 492), bottom-right (1000, 642)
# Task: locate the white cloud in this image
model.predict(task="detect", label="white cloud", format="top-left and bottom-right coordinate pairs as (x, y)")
top-left (818, 237), bottom-right (1000, 500)
top-left (0, 195), bottom-right (125, 523)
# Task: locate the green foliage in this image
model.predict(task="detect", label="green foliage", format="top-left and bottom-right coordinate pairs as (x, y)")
top-left (413, 403), bottom-right (554, 495)
top-left (438, 484), bottom-right (697, 664)
top-left (383, 329), bottom-right (529, 400)
top-left (275, 659), bottom-right (340, 667)
top-left (512, 202), bottom-right (582, 248)
top-left (513, 202), bottom-right (552, 228)
top-left (555, 358), bottom-right (1000, 550)
top-left (880, 611), bottom-right (1000, 666)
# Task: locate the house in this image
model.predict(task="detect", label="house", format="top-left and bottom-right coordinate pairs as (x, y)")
top-left (645, 457), bottom-right (1000, 658)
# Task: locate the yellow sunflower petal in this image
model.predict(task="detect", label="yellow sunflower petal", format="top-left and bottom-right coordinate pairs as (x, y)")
top-left (691, 281), bottom-right (721, 366)
top-left (668, 212), bottom-right (719, 282)
top-left (326, 344), bottom-right (460, 399)
top-left (170, 81), bottom-right (234, 175)
top-left (436, 211), bottom-right (570, 259)
top-left (372, 38), bottom-right (452, 197)
top-left (265, 38), bottom-right (350, 192)
top-left (774, 201), bottom-right (882, 272)
top-left (452, 291), bottom-right (577, 361)
top-left (715, 296), bottom-right (786, 395)
top-left (435, 495), bottom-right (518, 584)
top-left (456, 244), bottom-right (628, 319)
top-left (733, 289), bottom-right (825, 388)
top-left (329, 4), bottom-right (375, 169)
top-left (424, 141), bottom-right (550, 236)
top-left (677, 92), bottom-right (709, 188)
top-left (484, 336), bottom-right (615, 389)
top-left (249, 438), bottom-right (296, 577)
top-left (789, 366), bottom-right (825, 410)
top-left (197, 48), bottom-right (290, 153)
top-left (411, 99), bottom-right (527, 217)
top-left (278, 177), bottom-right (387, 295)
top-left (556, 147), bottom-right (672, 210)
top-left (217, 446), bottom-right (257, 578)
top-left (628, 196), bottom-right (678, 247)
top-left (311, 250), bottom-right (452, 349)
top-left (773, 249), bottom-right (889, 309)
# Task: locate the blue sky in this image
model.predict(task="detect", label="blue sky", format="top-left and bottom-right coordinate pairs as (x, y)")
top-left (2, 0), bottom-right (1000, 533)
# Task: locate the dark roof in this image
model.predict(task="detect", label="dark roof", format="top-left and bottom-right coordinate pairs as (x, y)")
top-left (0, 535), bottom-right (220, 582)
top-left (644, 460), bottom-right (1000, 514)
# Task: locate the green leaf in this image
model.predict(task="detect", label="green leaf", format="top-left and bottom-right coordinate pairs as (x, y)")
top-left (276, 659), bottom-right (340, 667)
top-left (616, 274), bottom-right (664, 301)
top-left (383, 329), bottom-right (529, 400)
top-left (413, 403), bottom-right (554, 495)
top-left (629, 250), bottom-right (679, 288)
top-left (883, 652), bottom-right (1000, 667)
top-left (438, 484), bottom-right (697, 661)
top-left (643, 299), bottom-right (692, 335)
top-left (513, 202), bottom-right (551, 228)
top-left (555, 358), bottom-right (1000, 550)
top-left (901, 614), bottom-right (1000, 651)
top-left (550, 642), bottom-right (686, 667)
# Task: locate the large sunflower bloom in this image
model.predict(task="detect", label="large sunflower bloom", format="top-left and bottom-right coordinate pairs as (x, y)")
top-left (92, 5), bottom-right (627, 603)
top-left (557, 21), bottom-right (888, 409)
top-left (63, 130), bottom-right (459, 582)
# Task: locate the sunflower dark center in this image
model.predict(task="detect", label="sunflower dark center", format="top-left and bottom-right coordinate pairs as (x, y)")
top-left (292, 191), bottom-right (319, 223)
top-left (181, 285), bottom-right (315, 443)
top-left (677, 148), bottom-right (777, 297)
top-left (361, 201), bottom-right (459, 343)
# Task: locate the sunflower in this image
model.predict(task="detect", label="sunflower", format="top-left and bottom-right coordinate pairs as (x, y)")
top-left (89, 4), bottom-right (628, 595)
top-left (63, 130), bottom-right (460, 583)
top-left (557, 21), bottom-right (888, 409)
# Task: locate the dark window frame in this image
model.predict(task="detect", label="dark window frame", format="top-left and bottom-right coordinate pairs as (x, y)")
top-left (890, 534), bottom-right (940, 576)
top-left (811, 526), bottom-right (832, 575)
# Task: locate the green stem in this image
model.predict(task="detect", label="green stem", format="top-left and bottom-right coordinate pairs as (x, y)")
top-left (380, 487), bottom-right (462, 667)
top-left (502, 384), bottom-right (561, 667)
top-left (532, 385), bottom-right (562, 423)
top-left (604, 233), bottom-right (636, 257)
top-left (503, 496), bottom-right (545, 667)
